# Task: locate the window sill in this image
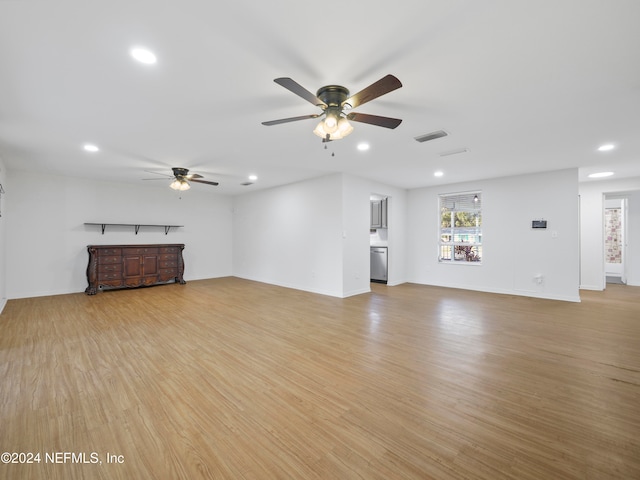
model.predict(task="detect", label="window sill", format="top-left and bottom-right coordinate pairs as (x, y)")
top-left (438, 260), bottom-right (483, 266)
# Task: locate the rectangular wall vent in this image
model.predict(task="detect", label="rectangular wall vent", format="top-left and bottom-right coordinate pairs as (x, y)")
top-left (414, 130), bottom-right (448, 143)
top-left (439, 147), bottom-right (468, 157)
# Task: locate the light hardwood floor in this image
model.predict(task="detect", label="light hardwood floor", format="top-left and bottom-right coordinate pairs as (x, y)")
top-left (1, 278), bottom-right (639, 479)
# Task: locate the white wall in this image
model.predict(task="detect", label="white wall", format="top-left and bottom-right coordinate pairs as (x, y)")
top-left (0, 157), bottom-right (6, 311)
top-left (579, 177), bottom-right (640, 289)
top-left (6, 170), bottom-right (233, 299)
top-left (3, 166), bottom-right (602, 303)
top-left (232, 174), bottom-right (345, 297)
top-left (341, 175), bottom-right (370, 297)
top-left (407, 169), bottom-right (580, 302)
top-left (628, 192), bottom-right (640, 286)
top-left (4, 169), bottom-right (405, 302)
top-left (232, 173), bottom-right (408, 298)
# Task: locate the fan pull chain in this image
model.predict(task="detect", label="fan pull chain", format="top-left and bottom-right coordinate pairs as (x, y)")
top-left (322, 143), bottom-right (335, 156)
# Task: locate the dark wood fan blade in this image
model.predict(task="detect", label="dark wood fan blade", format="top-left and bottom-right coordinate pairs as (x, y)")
top-left (262, 114), bottom-right (321, 126)
top-left (347, 112), bottom-right (403, 129)
top-left (274, 78), bottom-right (326, 107)
top-left (190, 179), bottom-right (219, 186)
top-left (344, 74), bottom-right (402, 109)
top-left (186, 173), bottom-right (203, 179)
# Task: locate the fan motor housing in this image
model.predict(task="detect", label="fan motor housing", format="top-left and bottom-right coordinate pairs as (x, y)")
top-left (172, 167), bottom-right (189, 177)
top-left (316, 85), bottom-right (350, 107)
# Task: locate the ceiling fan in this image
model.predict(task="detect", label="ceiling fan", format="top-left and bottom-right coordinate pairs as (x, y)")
top-left (262, 74), bottom-right (403, 141)
top-left (143, 167), bottom-right (219, 190)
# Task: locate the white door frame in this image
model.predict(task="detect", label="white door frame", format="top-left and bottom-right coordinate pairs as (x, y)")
top-left (604, 197), bottom-right (628, 284)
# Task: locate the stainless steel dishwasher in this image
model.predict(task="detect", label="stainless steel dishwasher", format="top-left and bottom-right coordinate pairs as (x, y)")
top-left (370, 246), bottom-right (388, 283)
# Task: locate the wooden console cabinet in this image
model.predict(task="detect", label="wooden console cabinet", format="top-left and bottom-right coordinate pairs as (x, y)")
top-left (85, 244), bottom-right (185, 295)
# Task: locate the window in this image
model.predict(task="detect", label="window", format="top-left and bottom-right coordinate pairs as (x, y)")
top-left (439, 191), bottom-right (482, 263)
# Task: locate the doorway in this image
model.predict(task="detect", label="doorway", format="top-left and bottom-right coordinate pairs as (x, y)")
top-left (370, 193), bottom-right (389, 284)
top-left (604, 197), bottom-right (627, 285)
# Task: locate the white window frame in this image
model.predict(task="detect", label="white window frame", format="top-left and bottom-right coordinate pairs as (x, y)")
top-left (438, 191), bottom-right (482, 264)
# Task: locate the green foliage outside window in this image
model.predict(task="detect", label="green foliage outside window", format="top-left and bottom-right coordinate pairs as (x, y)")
top-left (439, 192), bottom-right (482, 263)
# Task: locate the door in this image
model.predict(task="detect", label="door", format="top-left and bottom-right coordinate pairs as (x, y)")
top-left (142, 254), bottom-right (159, 285)
top-left (123, 254), bottom-right (159, 286)
top-left (123, 255), bottom-right (143, 278)
top-left (371, 200), bottom-right (381, 228)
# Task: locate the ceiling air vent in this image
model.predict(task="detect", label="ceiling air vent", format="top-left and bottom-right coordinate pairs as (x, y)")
top-left (414, 130), bottom-right (448, 143)
top-left (439, 147), bottom-right (468, 157)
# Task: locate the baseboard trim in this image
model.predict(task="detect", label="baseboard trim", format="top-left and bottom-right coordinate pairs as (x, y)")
top-left (233, 274), bottom-right (343, 298)
top-left (410, 280), bottom-right (581, 302)
top-left (342, 288), bottom-right (370, 298)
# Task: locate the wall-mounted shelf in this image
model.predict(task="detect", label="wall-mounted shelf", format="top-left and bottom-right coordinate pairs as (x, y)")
top-left (85, 223), bottom-right (184, 235)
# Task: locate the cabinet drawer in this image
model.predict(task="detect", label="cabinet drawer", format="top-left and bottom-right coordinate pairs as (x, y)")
top-left (123, 247), bottom-right (159, 255)
top-left (98, 263), bottom-right (122, 273)
top-left (98, 272), bottom-right (123, 282)
top-left (159, 270), bottom-right (177, 281)
top-left (98, 279), bottom-right (123, 287)
top-left (159, 260), bottom-right (177, 268)
top-left (97, 248), bottom-right (122, 256)
top-left (160, 246), bottom-right (179, 253)
top-left (159, 253), bottom-right (177, 261)
top-left (98, 255), bottom-right (122, 265)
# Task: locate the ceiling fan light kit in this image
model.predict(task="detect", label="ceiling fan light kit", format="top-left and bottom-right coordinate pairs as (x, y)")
top-left (262, 74), bottom-right (403, 141)
top-left (170, 179), bottom-right (191, 191)
top-left (144, 167), bottom-right (219, 190)
top-left (313, 109), bottom-right (354, 141)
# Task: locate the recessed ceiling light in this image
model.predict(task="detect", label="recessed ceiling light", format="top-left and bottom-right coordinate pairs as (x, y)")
top-left (588, 171), bottom-right (614, 178)
top-left (83, 144), bottom-right (99, 152)
top-left (434, 171), bottom-right (444, 177)
top-left (130, 47), bottom-right (157, 64)
top-left (248, 174), bottom-right (258, 181)
top-left (357, 143), bottom-right (370, 151)
top-left (597, 144), bottom-right (615, 152)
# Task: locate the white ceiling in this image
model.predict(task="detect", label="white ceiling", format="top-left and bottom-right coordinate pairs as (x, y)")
top-left (1, 0), bottom-right (639, 195)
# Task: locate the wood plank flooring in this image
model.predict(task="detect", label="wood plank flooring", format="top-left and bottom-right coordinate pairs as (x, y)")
top-left (1, 278), bottom-right (639, 479)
